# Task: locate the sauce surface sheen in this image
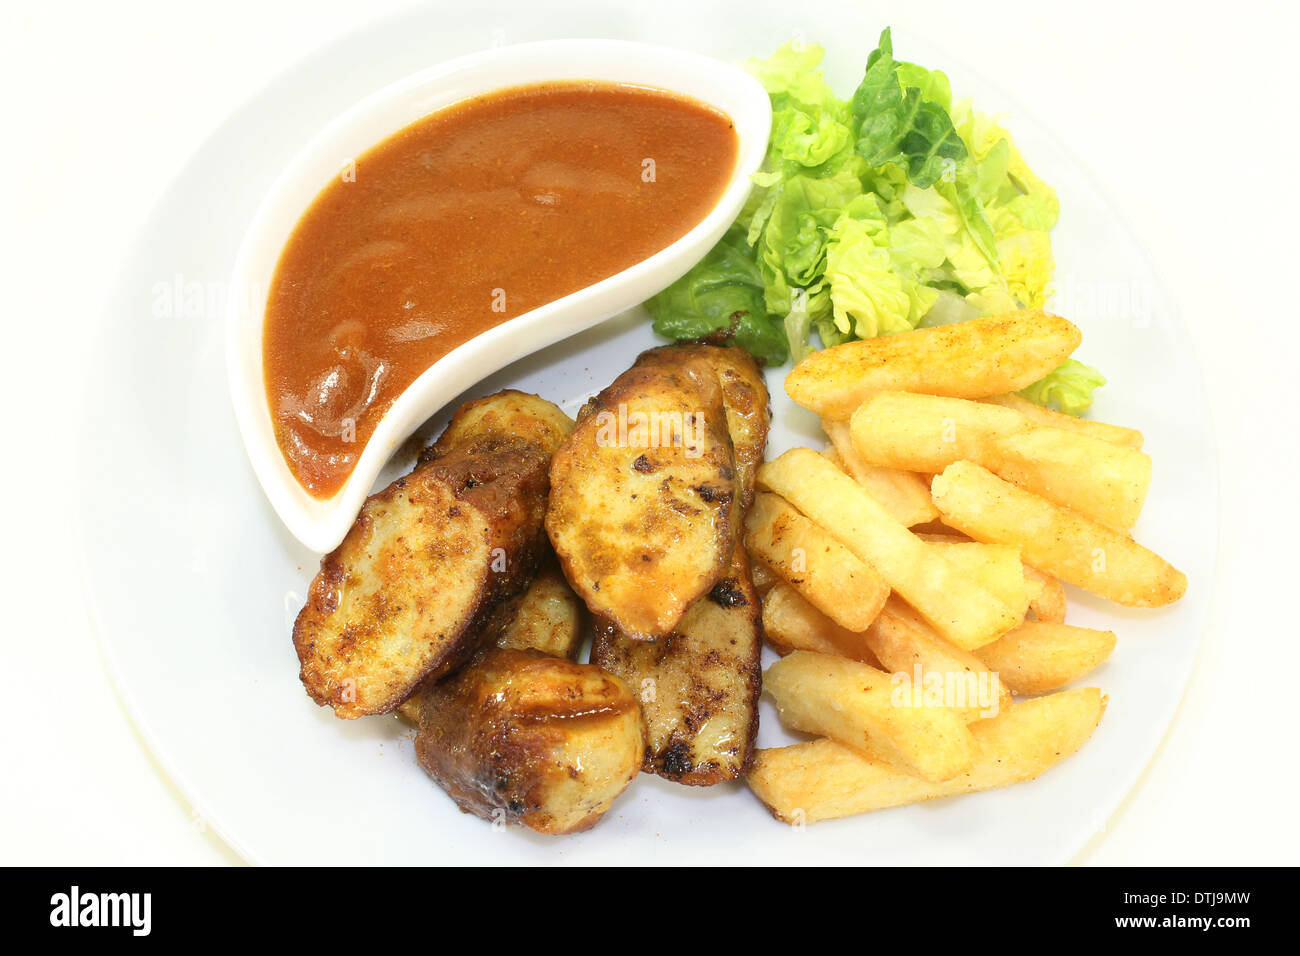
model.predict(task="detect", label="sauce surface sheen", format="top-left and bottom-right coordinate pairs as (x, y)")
top-left (264, 81), bottom-right (739, 497)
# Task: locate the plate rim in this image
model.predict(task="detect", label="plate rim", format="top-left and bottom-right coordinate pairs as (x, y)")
top-left (76, 5), bottom-right (1222, 866)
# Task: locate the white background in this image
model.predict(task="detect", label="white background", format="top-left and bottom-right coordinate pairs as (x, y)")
top-left (1, 0), bottom-right (1296, 865)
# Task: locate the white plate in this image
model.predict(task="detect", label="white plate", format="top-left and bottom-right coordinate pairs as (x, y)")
top-left (79, 0), bottom-right (1217, 865)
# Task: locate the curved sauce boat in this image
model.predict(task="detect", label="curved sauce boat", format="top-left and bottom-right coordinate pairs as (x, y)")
top-left (226, 39), bottom-right (771, 553)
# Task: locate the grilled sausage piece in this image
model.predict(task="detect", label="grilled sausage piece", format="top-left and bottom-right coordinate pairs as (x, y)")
top-left (395, 550), bottom-right (588, 725)
top-left (585, 345), bottom-right (768, 785)
top-left (420, 389), bottom-right (574, 463)
top-left (294, 391), bottom-right (569, 719)
top-left (410, 648), bottom-right (643, 834)
top-left (485, 552), bottom-right (588, 661)
top-left (591, 546), bottom-right (762, 785)
top-left (633, 345), bottom-right (770, 513)
top-left (547, 349), bottom-right (738, 640)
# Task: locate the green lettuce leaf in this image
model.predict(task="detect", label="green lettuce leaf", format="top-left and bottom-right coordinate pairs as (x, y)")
top-left (822, 196), bottom-right (943, 339)
top-left (745, 42), bottom-right (856, 172)
top-left (894, 61), bottom-right (953, 112)
top-left (850, 29), bottom-right (968, 189)
top-left (1018, 359), bottom-right (1106, 416)
top-left (642, 29), bottom-right (1095, 407)
top-left (937, 168), bottom-right (1000, 269)
top-left (645, 224), bottom-right (787, 365)
top-left (756, 170), bottom-right (862, 318)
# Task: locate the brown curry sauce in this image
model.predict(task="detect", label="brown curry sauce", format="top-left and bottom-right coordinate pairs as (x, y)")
top-left (264, 81), bottom-right (739, 497)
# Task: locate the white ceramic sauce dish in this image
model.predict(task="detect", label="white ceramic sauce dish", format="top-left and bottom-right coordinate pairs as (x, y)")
top-left (226, 39), bottom-right (771, 553)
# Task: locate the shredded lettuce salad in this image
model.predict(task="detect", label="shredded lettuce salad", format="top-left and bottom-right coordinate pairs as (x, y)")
top-left (645, 29), bottom-right (1104, 414)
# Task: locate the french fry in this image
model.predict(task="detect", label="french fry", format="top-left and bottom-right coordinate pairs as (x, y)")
top-left (974, 622), bottom-right (1116, 695)
top-left (747, 688), bottom-right (1107, 824)
top-left (866, 597), bottom-right (1009, 720)
top-left (931, 461), bottom-right (1186, 607)
top-left (764, 651), bottom-right (977, 783)
top-left (992, 427), bottom-right (1151, 532)
top-left (823, 419), bottom-right (939, 527)
top-left (761, 583), bottom-right (882, 666)
top-left (918, 530), bottom-right (1066, 623)
top-left (923, 539), bottom-right (1030, 620)
top-left (758, 450), bottom-right (1022, 649)
top-left (1022, 564), bottom-right (1067, 624)
top-left (785, 310), bottom-right (1081, 420)
top-left (851, 391), bottom-right (1152, 531)
top-left (983, 392), bottom-right (1144, 450)
top-left (765, 585), bottom-right (1004, 720)
top-left (850, 391), bottom-right (1027, 473)
top-left (744, 492), bottom-right (889, 632)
